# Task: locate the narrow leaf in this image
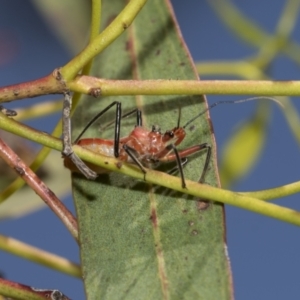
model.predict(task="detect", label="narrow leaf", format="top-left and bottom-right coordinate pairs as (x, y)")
top-left (220, 103), bottom-right (270, 187)
top-left (71, 0), bottom-right (233, 299)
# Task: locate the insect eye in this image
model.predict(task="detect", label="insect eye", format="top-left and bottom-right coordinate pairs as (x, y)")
top-left (166, 130), bottom-right (174, 138)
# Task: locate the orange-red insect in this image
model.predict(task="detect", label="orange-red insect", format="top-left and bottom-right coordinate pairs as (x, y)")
top-left (65, 97), bottom-right (282, 187)
top-left (64, 101), bottom-right (210, 188)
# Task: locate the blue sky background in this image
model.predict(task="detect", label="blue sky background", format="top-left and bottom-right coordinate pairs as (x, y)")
top-left (0, 1), bottom-right (300, 299)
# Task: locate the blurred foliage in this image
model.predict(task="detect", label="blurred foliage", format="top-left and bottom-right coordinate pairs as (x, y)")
top-left (196, 0), bottom-right (300, 187)
top-left (31, 0), bottom-right (90, 54)
top-left (1, 1), bottom-right (300, 298)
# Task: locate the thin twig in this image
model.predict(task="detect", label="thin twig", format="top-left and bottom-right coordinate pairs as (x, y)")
top-left (61, 91), bottom-right (97, 179)
top-left (0, 137), bottom-right (79, 242)
top-left (0, 234), bottom-right (81, 277)
top-left (0, 69), bottom-right (65, 103)
top-left (0, 111), bottom-right (300, 226)
top-left (0, 278), bottom-right (70, 300)
top-left (68, 77), bottom-right (300, 96)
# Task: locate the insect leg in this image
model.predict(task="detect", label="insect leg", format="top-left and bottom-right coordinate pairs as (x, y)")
top-left (167, 144), bottom-right (187, 189)
top-left (62, 91), bottom-right (97, 179)
top-left (74, 101), bottom-right (122, 144)
top-left (123, 142), bottom-right (188, 187)
top-left (100, 108), bottom-right (143, 131)
top-left (178, 143), bottom-right (211, 183)
top-left (114, 102), bottom-right (142, 157)
top-left (72, 101), bottom-right (122, 159)
top-left (198, 143), bottom-right (211, 183)
top-left (114, 102), bottom-right (121, 157)
top-left (168, 157), bottom-right (188, 175)
top-left (113, 105), bottom-right (142, 157)
top-left (118, 108), bottom-right (142, 126)
top-left (160, 143), bottom-right (212, 185)
top-left (122, 144), bottom-right (147, 179)
top-left (74, 103), bottom-right (142, 158)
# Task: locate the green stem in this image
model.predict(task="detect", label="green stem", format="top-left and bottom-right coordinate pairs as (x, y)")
top-left (2, 78), bottom-right (300, 104)
top-left (15, 99), bottom-right (62, 121)
top-left (69, 77), bottom-right (300, 96)
top-left (250, 0), bottom-right (300, 69)
top-left (209, 0), bottom-right (300, 65)
top-left (90, 0), bottom-right (102, 42)
top-left (80, 0), bottom-right (102, 76)
top-left (196, 61), bottom-right (265, 79)
top-left (276, 0), bottom-right (300, 37)
top-left (0, 234), bottom-right (81, 277)
top-left (0, 113), bottom-right (300, 226)
top-left (61, 0), bottom-right (148, 80)
top-left (195, 62), bottom-right (300, 148)
top-left (241, 181), bottom-right (300, 201)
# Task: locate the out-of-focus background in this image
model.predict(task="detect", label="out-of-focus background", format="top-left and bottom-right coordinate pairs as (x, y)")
top-left (0, 1), bottom-right (300, 299)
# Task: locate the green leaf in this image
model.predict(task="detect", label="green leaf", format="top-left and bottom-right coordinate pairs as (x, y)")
top-left (219, 102), bottom-right (270, 187)
top-left (72, 0), bottom-right (232, 298)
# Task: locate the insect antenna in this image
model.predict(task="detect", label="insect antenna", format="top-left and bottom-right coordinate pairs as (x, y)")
top-left (176, 107), bottom-right (182, 128)
top-left (182, 96), bottom-right (284, 129)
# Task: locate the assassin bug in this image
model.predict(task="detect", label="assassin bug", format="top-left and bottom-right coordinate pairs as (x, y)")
top-left (64, 101), bottom-right (210, 188)
top-left (64, 97), bottom-right (283, 188)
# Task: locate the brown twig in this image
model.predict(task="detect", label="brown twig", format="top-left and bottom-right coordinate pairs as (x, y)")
top-left (0, 137), bottom-right (78, 242)
top-left (62, 91), bottom-right (97, 179)
top-left (0, 69), bottom-right (66, 103)
top-left (0, 278), bottom-right (70, 300)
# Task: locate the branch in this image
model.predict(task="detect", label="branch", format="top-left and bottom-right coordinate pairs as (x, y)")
top-left (61, 0), bottom-right (148, 80)
top-left (0, 69), bottom-right (65, 103)
top-left (0, 234), bottom-right (81, 278)
top-left (0, 135), bottom-right (78, 241)
top-left (0, 112), bottom-right (299, 226)
top-left (0, 278), bottom-right (70, 300)
top-left (69, 77), bottom-right (300, 96)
